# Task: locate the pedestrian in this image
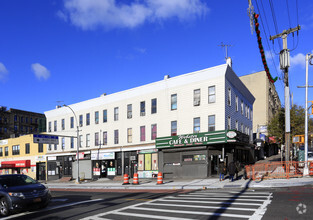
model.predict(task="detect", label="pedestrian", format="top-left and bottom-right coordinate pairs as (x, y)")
top-left (228, 161), bottom-right (236, 182)
top-left (218, 161), bottom-right (227, 181)
top-left (235, 160), bottom-right (241, 180)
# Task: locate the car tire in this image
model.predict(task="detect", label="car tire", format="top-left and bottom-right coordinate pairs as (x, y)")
top-left (0, 198), bottom-right (10, 217)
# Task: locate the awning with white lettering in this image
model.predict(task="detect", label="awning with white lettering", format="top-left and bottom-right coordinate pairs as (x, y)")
top-left (0, 160), bottom-right (31, 168)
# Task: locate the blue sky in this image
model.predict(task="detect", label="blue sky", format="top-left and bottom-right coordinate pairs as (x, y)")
top-left (0, 0), bottom-right (312, 114)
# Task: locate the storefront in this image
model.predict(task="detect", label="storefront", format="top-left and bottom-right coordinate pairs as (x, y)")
top-left (137, 149), bottom-right (158, 178)
top-left (0, 160), bottom-right (31, 175)
top-left (91, 150), bottom-right (116, 179)
top-left (47, 154), bottom-right (74, 181)
top-left (156, 130), bottom-right (254, 179)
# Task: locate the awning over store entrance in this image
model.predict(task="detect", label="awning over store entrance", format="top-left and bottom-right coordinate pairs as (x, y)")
top-left (1, 160), bottom-right (31, 168)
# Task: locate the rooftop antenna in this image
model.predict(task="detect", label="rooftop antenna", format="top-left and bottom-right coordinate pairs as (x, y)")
top-left (218, 42), bottom-right (232, 60)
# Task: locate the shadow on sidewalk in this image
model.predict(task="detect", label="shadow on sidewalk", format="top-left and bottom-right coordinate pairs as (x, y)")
top-left (208, 179), bottom-right (253, 220)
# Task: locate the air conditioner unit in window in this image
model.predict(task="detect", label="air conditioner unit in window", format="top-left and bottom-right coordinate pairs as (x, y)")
top-left (140, 112), bottom-right (145, 116)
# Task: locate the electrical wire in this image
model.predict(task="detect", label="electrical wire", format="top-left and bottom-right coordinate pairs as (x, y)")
top-left (286, 0), bottom-right (292, 28)
top-left (269, 0), bottom-right (282, 51)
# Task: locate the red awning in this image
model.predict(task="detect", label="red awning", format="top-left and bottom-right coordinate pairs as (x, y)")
top-left (1, 160), bottom-right (31, 168)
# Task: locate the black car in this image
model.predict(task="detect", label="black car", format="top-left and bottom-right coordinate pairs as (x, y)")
top-left (0, 174), bottom-right (51, 216)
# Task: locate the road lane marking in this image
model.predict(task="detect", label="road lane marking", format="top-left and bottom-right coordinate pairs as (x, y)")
top-left (108, 211), bottom-right (194, 220)
top-left (129, 206), bottom-right (251, 219)
top-left (188, 193), bottom-right (273, 198)
top-left (147, 202), bottom-right (258, 211)
top-left (125, 198), bottom-right (153, 201)
top-left (175, 195), bottom-right (267, 202)
top-left (250, 193), bottom-right (273, 220)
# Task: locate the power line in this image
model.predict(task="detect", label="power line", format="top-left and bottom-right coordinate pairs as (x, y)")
top-left (285, 0), bottom-right (292, 28)
top-left (269, 0), bottom-right (282, 50)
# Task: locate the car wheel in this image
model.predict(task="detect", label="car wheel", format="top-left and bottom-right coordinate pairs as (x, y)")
top-left (0, 198), bottom-right (10, 217)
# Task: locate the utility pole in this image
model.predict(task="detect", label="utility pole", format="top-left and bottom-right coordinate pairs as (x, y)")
top-left (297, 53), bottom-right (313, 176)
top-left (270, 25), bottom-right (300, 162)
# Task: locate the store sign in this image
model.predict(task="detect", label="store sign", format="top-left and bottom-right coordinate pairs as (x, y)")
top-left (156, 130), bottom-right (231, 149)
top-left (91, 152), bottom-right (115, 160)
top-left (0, 140), bottom-right (8, 146)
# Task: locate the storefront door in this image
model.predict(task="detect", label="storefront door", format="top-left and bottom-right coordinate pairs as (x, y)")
top-left (36, 162), bottom-right (46, 181)
top-left (209, 151), bottom-right (221, 176)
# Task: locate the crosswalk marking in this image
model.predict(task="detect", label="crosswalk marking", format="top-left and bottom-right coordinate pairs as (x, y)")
top-left (148, 202), bottom-right (258, 211)
top-left (129, 206), bottom-right (252, 219)
top-left (79, 190), bottom-right (273, 220)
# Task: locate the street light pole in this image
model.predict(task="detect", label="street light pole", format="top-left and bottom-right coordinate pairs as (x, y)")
top-left (63, 104), bottom-right (80, 184)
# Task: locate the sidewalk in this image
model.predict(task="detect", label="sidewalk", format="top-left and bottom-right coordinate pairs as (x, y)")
top-left (46, 175), bottom-right (313, 190)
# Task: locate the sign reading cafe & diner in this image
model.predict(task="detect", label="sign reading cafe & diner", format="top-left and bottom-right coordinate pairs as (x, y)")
top-left (156, 131), bottom-right (234, 149)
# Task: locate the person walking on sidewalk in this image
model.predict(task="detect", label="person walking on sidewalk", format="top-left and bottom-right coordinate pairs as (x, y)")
top-left (228, 161), bottom-right (236, 182)
top-left (218, 161), bottom-right (227, 181)
top-left (235, 160), bottom-right (241, 180)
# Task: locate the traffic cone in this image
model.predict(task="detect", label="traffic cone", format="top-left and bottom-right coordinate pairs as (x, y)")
top-left (122, 174), bottom-right (130, 185)
top-left (132, 173), bottom-right (139, 185)
top-left (157, 172), bottom-right (163, 184)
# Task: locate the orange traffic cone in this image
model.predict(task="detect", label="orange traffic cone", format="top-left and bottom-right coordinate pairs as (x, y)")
top-left (122, 174), bottom-right (130, 185)
top-left (132, 173), bottom-right (139, 185)
top-left (157, 172), bottom-right (163, 185)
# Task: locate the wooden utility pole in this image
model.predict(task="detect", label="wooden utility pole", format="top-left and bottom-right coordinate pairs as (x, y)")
top-left (270, 25), bottom-right (300, 162)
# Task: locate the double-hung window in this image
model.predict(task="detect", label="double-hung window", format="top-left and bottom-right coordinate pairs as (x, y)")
top-left (171, 94), bottom-right (177, 110)
top-left (171, 121), bottom-right (177, 136)
top-left (208, 86), bottom-right (216, 103)
top-left (140, 126), bottom-right (146, 141)
top-left (151, 98), bottom-right (157, 114)
top-left (103, 131), bottom-right (107, 145)
top-left (228, 88), bottom-right (231, 106)
top-left (194, 89), bottom-right (200, 106)
top-left (70, 117), bottom-right (74, 128)
top-left (127, 104), bottom-right (132, 119)
top-left (103, 110), bottom-right (107, 123)
top-left (127, 128), bottom-right (132, 143)
top-left (95, 132), bottom-right (99, 146)
top-left (86, 134), bottom-right (90, 147)
top-left (114, 107), bottom-right (119, 121)
top-left (193, 117), bottom-right (200, 133)
top-left (79, 115), bottom-right (83, 127)
top-left (62, 119), bottom-right (65, 130)
top-left (208, 115), bottom-right (215, 132)
top-left (151, 124), bottom-right (157, 140)
top-left (114, 130), bottom-right (119, 144)
top-left (95, 111), bottom-right (99, 124)
top-left (86, 113), bottom-right (90, 126)
top-left (140, 101), bottom-right (145, 116)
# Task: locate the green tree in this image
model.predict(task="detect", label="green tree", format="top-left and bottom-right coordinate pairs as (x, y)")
top-left (268, 105), bottom-right (306, 143)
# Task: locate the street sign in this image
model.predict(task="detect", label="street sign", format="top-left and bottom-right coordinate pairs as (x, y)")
top-left (33, 134), bottom-right (59, 144)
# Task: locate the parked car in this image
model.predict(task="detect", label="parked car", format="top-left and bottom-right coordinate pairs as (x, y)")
top-left (308, 152), bottom-right (313, 161)
top-left (0, 174), bottom-right (51, 216)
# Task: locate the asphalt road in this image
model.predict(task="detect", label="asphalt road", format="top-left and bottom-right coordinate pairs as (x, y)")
top-left (2, 185), bottom-right (313, 220)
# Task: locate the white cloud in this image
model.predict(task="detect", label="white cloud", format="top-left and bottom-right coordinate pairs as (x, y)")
top-left (290, 53), bottom-right (306, 68)
top-left (31, 63), bottom-right (50, 80)
top-left (59, 0), bottom-right (209, 30)
top-left (0, 62), bottom-right (9, 82)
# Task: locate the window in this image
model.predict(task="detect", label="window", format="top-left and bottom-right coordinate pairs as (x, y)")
top-left (54, 144), bottom-right (57, 150)
top-left (79, 115), bottom-right (83, 126)
top-left (103, 131), bottom-right (107, 145)
top-left (248, 107), bottom-right (250, 119)
top-left (227, 117), bottom-right (231, 130)
top-left (48, 144), bottom-right (52, 151)
top-left (151, 124), bottom-right (157, 140)
top-left (48, 122), bottom-right (51, 132)
top-left (245, 105), bottom-right (248, 117)
top-left (61, 138), bottom-right (65, 150)
top-left (86, 134), bottom-right (90, 147)
top-left (194, 89), bottom-right (200, 106)
top-left (127, 128), bottom-right (132, 143)
top-left (103, 110), bottom-right (107, 123)
top-left (241, 100), bottom-right (244, 115)
top-left (127, 104), bottom-right (132, 119)
top-left (114, 130), bottom-right (119, 144)
top-left (12, 145), bottom-right (20, 155)
top-left (25, 143), bottom-right (30, 154)
top-left (208, 115), bottom-right (215, 131)
top-left (171, 121), bottom-right (177, 136)
top-left (235, 120), bottom-right (239, 130)
top-left (228, 88), bottom-right (231, 106)
top-left (54, 120), bottom-right (57, 131)
top-left (5, 147), bottom-right (8, 156)
top-left (140, 126), bottom-right (146, 141)
top-left (0, 147), bottom-right (2, 157)
top-left (95, 111), bottom-right (99, 124)
top-left (14, 115), bottom-right (17, 122)
top-left (70, 117), bottom-right (74, 128)
top-left (38, 143), bottom-right (43, 153)
top-left (114, 107), bottom-right (119, 121)
top-left (235, 96), bottom-right (239, 111)
top-left (208, 86), bottom-right (216, 103)
top-left (241, 123), bottom-right (244, 133)
top-left (62, 119), bottom-right (65, 130)
top-left (151, 98), bottom-right (157, 114)
top-left (79, 135), bottom-right (83, 147)
top-left (71, 137), bottom-right (74, 149)
top-left (171, 94), bottom-right (177, 110)
top-left (95, 132), bottom-right (99, 146)
top-left (140, 101), bottom-right (145, 116)
top-left (193, 117), bottom-right (200, 133)
top-left (86, 113), bottom-right (90, 125)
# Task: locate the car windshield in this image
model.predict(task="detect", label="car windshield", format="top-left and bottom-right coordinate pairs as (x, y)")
top-left (0, 175), bottom-right (37, 187)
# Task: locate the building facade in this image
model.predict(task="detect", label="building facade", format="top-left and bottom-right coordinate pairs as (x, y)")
top-left (0, 107), bottom-right (46, 140)
top-left (0, 134), bottom-right (47, 180)
top-left (45, 62), bottom-right (255, 180)
top-left (240, 71), bottom-right (281, 138)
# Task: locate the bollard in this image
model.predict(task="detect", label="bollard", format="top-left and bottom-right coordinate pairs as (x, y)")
top-left (122, 174), bottom-right (130, 185)
top-left (132, 173), bottom-right (139, 185)
top-left (157, 172), bottom-right (163, 185)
